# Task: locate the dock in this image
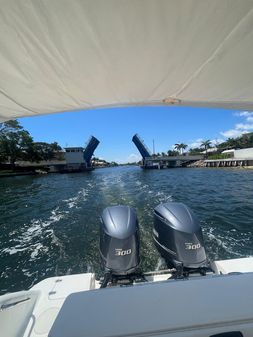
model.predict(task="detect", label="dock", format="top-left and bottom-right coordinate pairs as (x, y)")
top-left (205, 158), bottom-right (253, 168)
top-left (204, 148), bottom-right (253, 168)
top-left (143, 155), bottom-right (203, 169)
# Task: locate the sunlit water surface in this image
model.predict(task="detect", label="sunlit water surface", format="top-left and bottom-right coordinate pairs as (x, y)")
top-left (1, 166), bottom-right (253, 294)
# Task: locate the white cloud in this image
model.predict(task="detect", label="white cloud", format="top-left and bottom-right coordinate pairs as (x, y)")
top-left (246, 116), bottom-right (253, 122)
top-left (234, 111), bottom-right (253, 122)
top-left (235, 123), bottom-right (253, 130)
top-left (188, 138), bottom-right (224, 149)
top-left (234, 111), bottom-right (251, 117)
top-left (220, 111), bottom-right (253, 139)
top-left (127, 153), bottom-right (141, 163)
top-left (116, 153), bottom-right (141, 164)
top-left (220, 129), bottom-right (248, 138)
top-left (188, 138), bottom-right (204, 149)
top-left (211, 138), bottom-right (224, 146)
top-left (182, 110), bottom-right (253, 150)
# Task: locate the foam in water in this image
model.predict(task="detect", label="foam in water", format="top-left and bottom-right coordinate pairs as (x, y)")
top-left (1, 166), bottom-right (253, 295)
top-left (204, 226), bottom-right (245, 258)
top-left (63, 188), bottom-right (88, 209)
top-left (1, 206), bottom-right (68, 258)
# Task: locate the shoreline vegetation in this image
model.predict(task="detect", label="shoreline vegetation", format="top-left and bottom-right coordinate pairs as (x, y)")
top-left (0, 121), bottom-right (119, 178)
top-left (0, 120), bottom-right (64, 174)
top-left (1, 120), bottom-right (253, 178)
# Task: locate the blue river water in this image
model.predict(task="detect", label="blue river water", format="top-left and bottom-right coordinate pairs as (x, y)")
top-left (1, 166), bottom-right (253, 294)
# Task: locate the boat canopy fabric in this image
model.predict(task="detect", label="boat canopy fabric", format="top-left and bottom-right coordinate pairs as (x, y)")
top-left (1, 0), bottom-right (253, 122)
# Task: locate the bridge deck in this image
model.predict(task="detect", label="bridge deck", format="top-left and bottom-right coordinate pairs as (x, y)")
top-left (144, 155), bottom-right (203, 162)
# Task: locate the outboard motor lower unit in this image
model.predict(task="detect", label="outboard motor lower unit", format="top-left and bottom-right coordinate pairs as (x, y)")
top-left (100, 205), bottom-right (140, 286)
top-left (153, 202), bottom-right (207, 274)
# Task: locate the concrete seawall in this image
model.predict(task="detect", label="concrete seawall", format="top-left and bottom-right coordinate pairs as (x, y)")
top-left (188, 159), bottom-right (253, 168)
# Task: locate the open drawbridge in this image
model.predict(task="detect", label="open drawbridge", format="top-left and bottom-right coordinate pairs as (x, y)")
top-left (132, 134), bottom-right (152, 160)
top-left (132, 134), bottom-right (203, 169)
top-left (83, 136), bottom-right (100, 166)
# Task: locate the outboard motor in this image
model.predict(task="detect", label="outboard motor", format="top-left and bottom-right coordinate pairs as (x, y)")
top-left (153, 202), bottom-right (207, 277)
top-left (100, 205), bottom-right (141, 287)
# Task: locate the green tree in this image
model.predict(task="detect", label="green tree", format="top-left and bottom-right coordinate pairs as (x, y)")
top-left (217, 133), bottom-right (253, 151)
top-left (0, 136), bottom-right (8, 163)
top-left (201, 140), bottom-right (212, 158)
top-left (174, 143), bottom-right (187, 155)
top-left (0, 120), bottom-right (23, 133)
top-left (181, 143), bottom-right (188, 154)
top-left (167, 150), bottom-right (178, 156)
top-left (188, 147), bottom-right (202, 155)
top-left (174, 143), bottom-right (181, 153)
top-left (33, 142), bottom-right (62, 161)
top-left (224, 138), bottom-right (238, 149)
top-left (0, 120), bottom-right (63, 167)
top-left (153, 152), bottom-right (161, 157)
top-left (0, 120), bottom-right (34, 167)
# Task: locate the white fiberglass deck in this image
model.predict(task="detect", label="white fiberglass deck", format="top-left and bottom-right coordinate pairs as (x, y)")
top-left (1, 257), bottom-right (253, 337)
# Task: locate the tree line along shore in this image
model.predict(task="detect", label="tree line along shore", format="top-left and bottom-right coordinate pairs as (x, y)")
top-left (0, 120), bottom-right (119, 177)
top-left (1, 120), bottom-right (253, 177)
top-left (151, 133), bottom-right (253, 159)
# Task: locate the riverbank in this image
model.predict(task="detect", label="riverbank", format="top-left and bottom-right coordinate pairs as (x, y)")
top-left (0, 163), bottom-right (50, 178)
top-left (0, 170), bottom-right (46, 178)
top-left (187, 160), bottom-right (206, 168)
top-left (187, 160), bottom-right (253, 169)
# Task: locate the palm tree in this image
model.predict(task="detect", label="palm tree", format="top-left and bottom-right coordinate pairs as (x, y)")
top-left (174, 143), bottom-right (188, 155)
top-left (226, 137), bottom-right (239, 149)
top-left (174, 143), bottom-right (181, 154)
top-left (201, 140), bottom-right (212, 158)
top-left (167, 150), bottom-right (177, 156)
top-left (181, 143), bottom-right (188, 155)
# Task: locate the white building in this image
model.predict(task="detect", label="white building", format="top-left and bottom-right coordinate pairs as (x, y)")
top-left (221, 149), bottom-right (235, 155)
top-left (221, 147), bottom-right (253, 159)
top-left (201, 147), bottom-right (218, 154)
top-left (234, 147), bottom-right (253, 159)
top-left (64, 147), bottom-right (85, 164)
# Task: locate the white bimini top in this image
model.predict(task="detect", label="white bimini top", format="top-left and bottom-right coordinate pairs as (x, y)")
top-left (1, 0), bottom-right (253, 122)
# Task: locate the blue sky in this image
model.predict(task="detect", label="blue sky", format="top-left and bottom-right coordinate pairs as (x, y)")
top-left (18, 107), bottom-right (253, 163)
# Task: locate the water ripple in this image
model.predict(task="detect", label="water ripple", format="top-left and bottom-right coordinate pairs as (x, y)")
top-left (1, 166), bottom-right (253, 293)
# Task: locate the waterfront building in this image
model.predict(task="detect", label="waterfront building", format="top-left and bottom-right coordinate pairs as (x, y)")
top-left (234, 148), bottom-right (253, 160)
top-left (205, 147), bottom-right (253, 168)
top-left (63, 147), bottom-right (91, 172)
top-left (62, 137), bottom-right (100, 172)
top-left (65, 147), bottom-right (85, 164)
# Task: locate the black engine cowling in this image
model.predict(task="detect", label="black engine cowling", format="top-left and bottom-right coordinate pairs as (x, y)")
top-left (100, 205), bottom-right (140, 276)
top-left (153, 202), bottom-right (207, 270)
